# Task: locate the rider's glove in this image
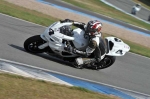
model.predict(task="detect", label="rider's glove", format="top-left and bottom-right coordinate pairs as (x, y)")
top-left (60, 19), bottom-right (74, 23)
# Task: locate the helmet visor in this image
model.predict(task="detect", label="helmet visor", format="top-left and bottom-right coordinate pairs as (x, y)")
top-left (97, 27), bottom-right (102, 32)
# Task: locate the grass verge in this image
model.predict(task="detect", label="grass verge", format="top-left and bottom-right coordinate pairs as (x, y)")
top-left (62, 0), bottom-right (150, 30)
top-left (0, 0), bottom-right (58, 26)
top-left (0, 73), bottom-right (119, 99)
top-left (0, 0), bottom-right (150, 58)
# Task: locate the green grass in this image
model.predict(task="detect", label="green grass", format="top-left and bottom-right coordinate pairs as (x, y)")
top-left (62, 0), bottom-right (150, 30)
top-left (0, 73), bottom-right (119, 99)
top-left (126, 40), bottom-right (150, 57)
top-left (0, 0), bottom-right (58, 26)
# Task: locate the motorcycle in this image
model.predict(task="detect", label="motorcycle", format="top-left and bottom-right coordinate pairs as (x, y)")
top-left (131, 4), bottom-right (141, 15)
top-left (24, 21), bottom-right (130, 70)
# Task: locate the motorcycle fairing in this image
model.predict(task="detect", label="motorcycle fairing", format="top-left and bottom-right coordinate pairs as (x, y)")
top-left (106, 37), bottom-right (130, 56)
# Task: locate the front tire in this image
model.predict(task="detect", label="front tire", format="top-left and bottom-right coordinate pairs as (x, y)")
top-left (131, 8), bottom-right (136, 15)
top-left (98, 56), bottom-right (116, 69)
top-left (24, 35), bottom-right (47, 53)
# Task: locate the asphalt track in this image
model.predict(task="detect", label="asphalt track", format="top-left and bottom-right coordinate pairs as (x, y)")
top-left (0, 13), bottom-right (150, 95)
top-left (43, 0), bottom-right (150, 35)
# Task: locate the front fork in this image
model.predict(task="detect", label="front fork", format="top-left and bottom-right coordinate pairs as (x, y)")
top-left (38, 42), bottom-right (49, 49)
top-left (38, 34), bottom-right (49, 49)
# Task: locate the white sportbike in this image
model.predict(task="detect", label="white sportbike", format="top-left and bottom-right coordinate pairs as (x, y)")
top-left (24, 21), bottom-right (130, 69)
top-left (131, 5), bottom-right (141, 15)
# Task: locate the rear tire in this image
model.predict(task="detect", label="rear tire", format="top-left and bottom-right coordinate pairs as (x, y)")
top-left (24, 35), bottom-right (47, 53)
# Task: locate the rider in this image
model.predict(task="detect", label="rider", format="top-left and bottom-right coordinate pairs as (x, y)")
top-left (132, 3), bottom-right (141, 15)
top-left (61, 19), bottom-right (103, 69)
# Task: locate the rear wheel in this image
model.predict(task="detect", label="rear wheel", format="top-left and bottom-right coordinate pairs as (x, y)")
top-left (24, 35), bottom-right (47, 53)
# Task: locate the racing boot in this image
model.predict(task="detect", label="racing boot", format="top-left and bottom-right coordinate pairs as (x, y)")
top-left (73, 58), bottom-right (96, 69)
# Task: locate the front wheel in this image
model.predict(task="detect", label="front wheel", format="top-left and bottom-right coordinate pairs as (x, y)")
top-left (97, 56), bottom-right (116, 69)
top-left (131, 8), bottom-right (136, 15)
top-left (24, 35), bottom-right (47, 53)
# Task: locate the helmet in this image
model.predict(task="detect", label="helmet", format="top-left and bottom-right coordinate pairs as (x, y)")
top-left (136, 3), bottom-right (141, 7)
top-left (86, 20), bottom-right (102, 36)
